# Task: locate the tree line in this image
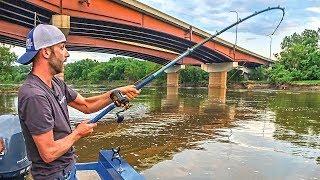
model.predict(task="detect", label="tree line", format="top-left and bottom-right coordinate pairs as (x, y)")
top-left (0, 28), bottom-right (319, 86)
top-left (64, 57), bottom-right (210, 86)
top-left (250, 29), bottom-right (320, 83)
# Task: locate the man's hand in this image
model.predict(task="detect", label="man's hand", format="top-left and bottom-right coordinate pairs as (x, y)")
top-left (32, 120), bottom-right (97, 163)
top-left (74, 120), bottom-right (97, 138)
top-left (117, 85), bottom-right (140, 100)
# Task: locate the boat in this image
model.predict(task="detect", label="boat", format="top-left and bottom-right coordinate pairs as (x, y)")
top-left (76, 148), bottom-right (144, 180)
top-left (0, 114), bottom-right (31, 179)
top-left (0, 114), bottom-right (144, 180)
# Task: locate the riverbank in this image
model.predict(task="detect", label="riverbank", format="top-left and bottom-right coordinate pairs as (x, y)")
top-left (229, 80), bottom-right (320, 91)
top-left (0, 84), bottom-right (20, 93)
top-left (1, 80), bottom-right (320, 93)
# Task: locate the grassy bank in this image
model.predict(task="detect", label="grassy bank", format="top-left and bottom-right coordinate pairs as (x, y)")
top-left (0, 84), bottom-right (21, 93)
top-left (230, 80), bottom-right (320, 91)
top-left (290, 80), bottom-right (320, 85)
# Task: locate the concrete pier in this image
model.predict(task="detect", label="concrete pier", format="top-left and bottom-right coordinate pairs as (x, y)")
top-left (51, 15), bottom-right (70, 81)
top-left (165, 65), bottom-right (185, 87)
top-left (201, 62), bottom-right (238, 89)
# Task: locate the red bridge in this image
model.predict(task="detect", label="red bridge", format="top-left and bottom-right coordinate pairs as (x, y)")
top-left (0, 0), bottom-right (271, 100)
top-left (0, 0), bottom-right (271, 66)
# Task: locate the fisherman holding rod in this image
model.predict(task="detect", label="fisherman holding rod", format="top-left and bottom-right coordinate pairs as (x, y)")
top-left (17, 24), bottom-right (139, 180)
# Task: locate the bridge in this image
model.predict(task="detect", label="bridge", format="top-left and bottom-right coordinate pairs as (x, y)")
top-left (0, 0), bottom-right (271, 91)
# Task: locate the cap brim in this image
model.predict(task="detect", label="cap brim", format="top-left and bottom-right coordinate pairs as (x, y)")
top-left (16, 51), bottom-right (38, 65)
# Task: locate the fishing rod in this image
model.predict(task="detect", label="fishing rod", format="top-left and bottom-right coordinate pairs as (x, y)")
top-left (89, 6), bottom-right (285, 123)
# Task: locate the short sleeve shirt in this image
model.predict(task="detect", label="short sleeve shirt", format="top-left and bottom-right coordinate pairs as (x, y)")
top-left (18, 74), bottom-right (78, 178)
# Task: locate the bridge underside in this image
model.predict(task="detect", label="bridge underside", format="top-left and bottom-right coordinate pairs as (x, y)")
top-left (0, 0), bottom-right (265, 67)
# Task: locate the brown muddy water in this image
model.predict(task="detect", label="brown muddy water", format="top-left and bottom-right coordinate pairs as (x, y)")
top-left (1, 87), bottom-right (320, 179)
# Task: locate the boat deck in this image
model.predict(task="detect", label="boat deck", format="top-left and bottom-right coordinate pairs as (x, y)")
top-left (76, 170), bottom-right (101, 180)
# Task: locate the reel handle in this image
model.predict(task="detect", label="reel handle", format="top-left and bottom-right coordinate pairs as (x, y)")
top-left (110, 90), bottom-right (131, 123)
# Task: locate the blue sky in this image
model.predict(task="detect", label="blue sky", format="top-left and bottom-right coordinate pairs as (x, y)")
top-left (139, 0), bottom-right (320, 59)
top-left (12, 0), bottom-right (320, 62)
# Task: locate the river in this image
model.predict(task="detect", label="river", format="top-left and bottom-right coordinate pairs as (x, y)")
top-left (1, 87), bottom-right (320, 179)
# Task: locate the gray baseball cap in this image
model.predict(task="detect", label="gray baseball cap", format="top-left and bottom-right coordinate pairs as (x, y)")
top-left (17, 24), bottom-right (66, 65)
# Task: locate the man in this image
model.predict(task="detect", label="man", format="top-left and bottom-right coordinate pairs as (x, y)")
top-left (17, 24), bottom-right (139, 179)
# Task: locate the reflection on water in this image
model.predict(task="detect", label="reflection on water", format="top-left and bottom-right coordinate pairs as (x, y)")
top-left (0, 93), bottom-right (17, 114)
top-left (1, 88), bottom-right (320, 179)
top-left (208, 87), bottom-right (226, 103)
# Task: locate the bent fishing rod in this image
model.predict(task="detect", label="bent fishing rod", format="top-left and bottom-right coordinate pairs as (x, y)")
top-left (90, 6), bottom-right (285, 123)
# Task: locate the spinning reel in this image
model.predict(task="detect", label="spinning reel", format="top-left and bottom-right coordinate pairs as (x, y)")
top-left (110, 90), bottom-right (131, 123)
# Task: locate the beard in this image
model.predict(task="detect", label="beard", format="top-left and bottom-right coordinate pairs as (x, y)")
top-left (48, 57), bottom-right (64, 75)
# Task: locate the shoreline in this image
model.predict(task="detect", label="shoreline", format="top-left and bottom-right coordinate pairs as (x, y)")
top-left (1, 82), bottom-right (320, 93)
top-left (229, 82), bottom-right (320, 91)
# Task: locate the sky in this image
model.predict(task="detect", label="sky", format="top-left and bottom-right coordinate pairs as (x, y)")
top-left (11, 0), bottom-right (320, 62)
top-left (138, 0), bottom-right (320, 59)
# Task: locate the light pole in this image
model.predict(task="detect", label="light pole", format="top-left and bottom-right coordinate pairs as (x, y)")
top-left (267, 34), bottom-right (273, 60)
top-left (230, 10), bottom-right (239, 61)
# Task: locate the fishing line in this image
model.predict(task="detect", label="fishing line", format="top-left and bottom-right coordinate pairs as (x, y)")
top-left (227, 7), bottom-right (285, 82)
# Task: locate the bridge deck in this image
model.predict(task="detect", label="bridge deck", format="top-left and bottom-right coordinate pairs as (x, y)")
top-left (0, 0), bottom-right (270, 67)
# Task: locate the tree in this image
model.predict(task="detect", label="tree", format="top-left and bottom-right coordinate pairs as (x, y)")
top-left (269, 29), bottom-right (320, 83)
top-left (0, 45), bottom-right (18, 83)
top-left (64, 58), bottom-right (98, 82)
top-left (180, 66), bottom-right (208, 86)
top-left (64, 57), bottom-right (164, 85)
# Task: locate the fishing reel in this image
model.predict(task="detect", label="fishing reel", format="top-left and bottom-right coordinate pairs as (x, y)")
top-left (110, 90), bottom-right (131, 123)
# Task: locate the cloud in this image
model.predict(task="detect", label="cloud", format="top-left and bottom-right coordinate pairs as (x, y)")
top-left (306, 7), bottom-right (320, 13)
top-left (141, 0), bottom-right (289, 35)
top-left (307, 17), bottom-right (320, 29)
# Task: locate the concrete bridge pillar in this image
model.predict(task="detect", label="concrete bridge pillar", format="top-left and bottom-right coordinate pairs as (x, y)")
top-left (201, 62), bottom-right (238, 103)
top-left (51, 15), bottom-right (70, 36)
top-left (208, 72), bottom-right (227, 88)
top-left (201, 62), bottom-right (238, 88)
top-left (164, 65), bottom-right (185, 87)
top-left (51, 15), bottom-right (70, 80)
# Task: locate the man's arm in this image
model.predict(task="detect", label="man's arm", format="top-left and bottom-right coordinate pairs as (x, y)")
top-left (32, 120), bottom-right (96, 163)
top-left (68, 85), bottom-right (139, 114)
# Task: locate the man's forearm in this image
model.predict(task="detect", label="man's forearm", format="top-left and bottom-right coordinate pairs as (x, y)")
top-left (34, 130), bottom-right (81, 163)
top-left (84, 91), bottom-right (113, 113)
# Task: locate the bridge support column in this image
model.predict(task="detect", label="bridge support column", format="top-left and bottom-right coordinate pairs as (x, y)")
top-left (164, 65), bottom-right (185, 87)
top-left (201, 62), bottom-right (238, 103)
top-left (51, 15), bottom-right (70, 36)
top-left (208, 72), bottom-right (227, 88)
top-left (201, 62), bottom-right (238, 88)
top-left (51, 15), bottom-right (70, 80)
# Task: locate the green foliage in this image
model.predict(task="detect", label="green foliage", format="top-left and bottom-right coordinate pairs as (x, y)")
top-left (180, 66), bottom-right (208, 86)
top-left (249, 66), bottom-right (269, 81)
top-left (10, 65), bottom-right (31, 83)
top-left (0, 45), bottom-right (18, 83)
top-left (249, 29), bottom-right (320, 84)
top-left (227, 69), bottom-right (245, 82)
top-left (267, 29), bottom-right (320, 83)
top-left (64, 57), bottom-right (165, 85)
top-left (64, 58), bottom-right (99, 82)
